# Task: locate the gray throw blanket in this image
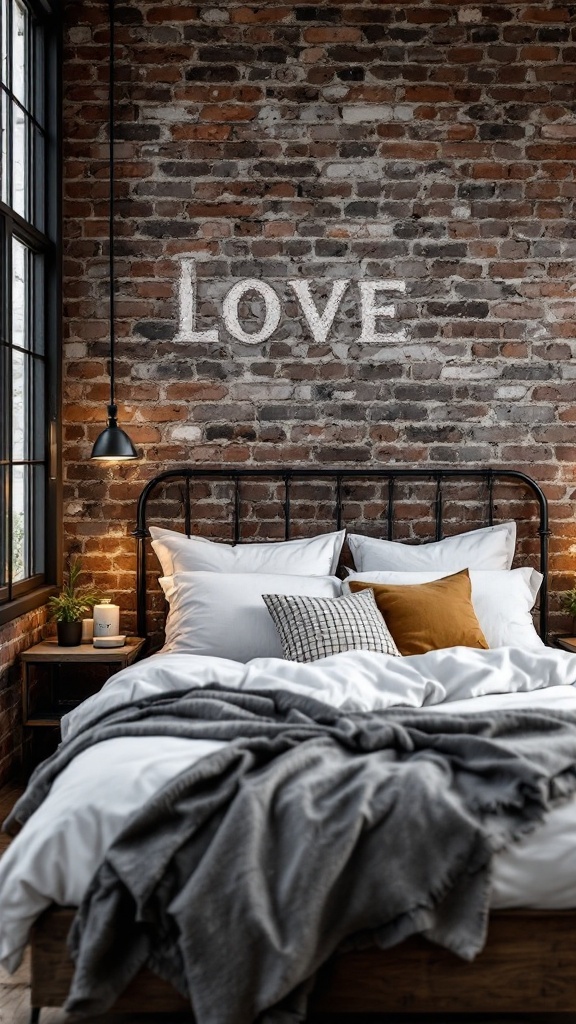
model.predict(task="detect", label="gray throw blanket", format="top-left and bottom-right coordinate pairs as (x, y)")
top-left (9, 686), bottom-right (576, 1024)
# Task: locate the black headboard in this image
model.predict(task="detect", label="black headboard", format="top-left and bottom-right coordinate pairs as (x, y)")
top-left (134, 467), bottom-right (550, 644)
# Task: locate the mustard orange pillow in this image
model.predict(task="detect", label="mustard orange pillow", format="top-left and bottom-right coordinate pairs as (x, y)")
top-left (347, 569), bottom-right (489, 656)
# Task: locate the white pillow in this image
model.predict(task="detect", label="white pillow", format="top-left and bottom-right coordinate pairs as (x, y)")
top-left (348, 522), bottom-right (516, 573)
top-left (150, 526), bottom-right (345, 577)
top-left (160, 571), bottom-right (342, 661)
top-left (344, 568), bottom-right (544, 651)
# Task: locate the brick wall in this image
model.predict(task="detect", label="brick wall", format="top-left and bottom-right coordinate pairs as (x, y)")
top-left (0, 607), bottom-right (47, 784)
top-left (61, 0), bottom-right (576, 636)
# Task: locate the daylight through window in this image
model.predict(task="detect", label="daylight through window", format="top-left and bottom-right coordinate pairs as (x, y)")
top-left (0, 0), bottom-right (59, 621)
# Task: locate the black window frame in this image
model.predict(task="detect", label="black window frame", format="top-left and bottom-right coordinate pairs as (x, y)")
top-left (0, 0), bottom-right (61, 627)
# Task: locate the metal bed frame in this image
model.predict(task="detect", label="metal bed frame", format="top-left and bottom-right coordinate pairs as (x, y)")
top-left (134, 466), bottom-right (550, 642)
top-left (29, 465), bottom-right (561, 1022)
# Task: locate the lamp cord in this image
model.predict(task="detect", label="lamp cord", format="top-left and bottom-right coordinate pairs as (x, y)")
top-left (108, 0), bottom-right (115, 414)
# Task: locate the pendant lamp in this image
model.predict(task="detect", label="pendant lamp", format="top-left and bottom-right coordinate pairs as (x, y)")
top-left (91, 0), bottom-right (138, 461)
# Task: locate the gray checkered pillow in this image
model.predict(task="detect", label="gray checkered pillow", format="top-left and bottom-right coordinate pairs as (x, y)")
top-left (262, 587), bottom-right (401, 663)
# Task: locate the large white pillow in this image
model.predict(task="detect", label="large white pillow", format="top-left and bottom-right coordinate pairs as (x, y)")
top-left (160, 571), bottom-right (342, 661)
top-left (150, 526), bottom-right (345, 577)
top-left (348, 522), bottom-right (516, 573)
top-left (344, 568), bottom-right (544, 651)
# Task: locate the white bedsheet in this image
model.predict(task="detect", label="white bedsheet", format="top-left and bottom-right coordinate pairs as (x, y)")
top-left (3, 644), bottom-right (576, 972)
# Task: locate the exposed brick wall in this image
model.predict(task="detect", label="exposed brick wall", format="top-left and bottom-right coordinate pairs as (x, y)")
top-left (0, 607), bottom-right (47, 783)
top-left (61, 0), bottom-right (576, 636)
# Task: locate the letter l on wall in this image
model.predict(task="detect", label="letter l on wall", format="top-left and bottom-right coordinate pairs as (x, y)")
top-left (175, 258), bottom-right (219, 344)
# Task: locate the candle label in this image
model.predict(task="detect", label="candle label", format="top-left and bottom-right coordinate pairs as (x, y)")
top-left (93, 602), bottom-right (120, 638)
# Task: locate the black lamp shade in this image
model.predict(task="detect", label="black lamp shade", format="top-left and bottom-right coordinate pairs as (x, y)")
top-left (91, 424), bottom-right (138, 461)
top-left (90, 404), bottom-right (138, 460)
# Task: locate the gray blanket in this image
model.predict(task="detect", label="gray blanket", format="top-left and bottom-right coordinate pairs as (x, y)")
top-left (9, 686), bottom-right (576, 1024)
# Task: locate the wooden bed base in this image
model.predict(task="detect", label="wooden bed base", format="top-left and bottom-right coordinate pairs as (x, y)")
top-left (30, 906), bottom-right (576, 1020)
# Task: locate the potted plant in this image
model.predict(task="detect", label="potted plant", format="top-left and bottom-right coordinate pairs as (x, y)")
top-left (561, 584), bottom-right (576, 635)
top-left (48, 558), bottom-right (101, 647)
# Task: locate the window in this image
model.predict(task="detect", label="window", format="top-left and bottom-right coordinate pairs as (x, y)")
top-left (0, 0), bottom-right (60, 625)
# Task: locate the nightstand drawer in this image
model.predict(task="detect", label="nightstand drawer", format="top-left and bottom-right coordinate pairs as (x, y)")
top-left (20, 637), bottom-right (146, 772)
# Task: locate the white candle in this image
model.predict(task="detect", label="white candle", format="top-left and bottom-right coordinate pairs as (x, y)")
top-left (81, 618), bottom-right (94, 643)
top-left (93, 600), bottom-right (120, 637)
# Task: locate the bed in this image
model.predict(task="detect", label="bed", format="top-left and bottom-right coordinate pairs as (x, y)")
top-left (6, 465), bottom-right (576, 1023)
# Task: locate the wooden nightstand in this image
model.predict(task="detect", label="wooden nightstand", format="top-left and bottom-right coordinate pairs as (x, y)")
top-left (554, 636), bottom-right (576, 654)
top-left (21, 637), bottom-right (146, 770)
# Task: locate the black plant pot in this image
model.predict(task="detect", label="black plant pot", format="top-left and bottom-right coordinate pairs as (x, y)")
top-left (56, 621), bottom-right (83, 647)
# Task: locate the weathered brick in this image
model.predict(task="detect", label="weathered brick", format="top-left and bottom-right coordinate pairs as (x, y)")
top-left (38, 0), bottom-right (576, 712)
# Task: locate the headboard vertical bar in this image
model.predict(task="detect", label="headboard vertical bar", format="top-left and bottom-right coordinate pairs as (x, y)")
top-left (487, 471), bottom-right (494, 527)
top-left (540, 535), bottom-right (549, 644)
top-left (538, 496), bottom-right (550, 644)
top-left (435, 477), bottom-right (443, 541)
top-left (387, 477), bottom-right (395, 540)
top-left (184, 476), bottom-right (192, 538)
top-left (335, 476), bottom-right (343, 531)
top-left (136, 530), bottom-right (146, 640)
top-left (233, 476), bottom-right (241, 544)
top-left (284, 473), bottom-right (291, 540)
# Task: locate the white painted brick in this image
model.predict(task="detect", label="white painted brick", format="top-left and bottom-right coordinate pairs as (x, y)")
top-left (341, 105), bottom-right (413, 124)
top-left (68, 27), bottom-right (91, 43)
top-left (201, 8), bottom-right (230, 23)
top-left (457, 7), bottom-right (482, 23)
top-left (258, 106), bottom-right (282, 126)
top-left (365, 223), bottom-right (394, 237)
top-left (441, 364), bottom-right (502, 380)
top-left (64, 343), bottom-right (87, 358)
top-left (542, 123), bottom-right (576, 139)
top-left (496, 385), bottom-right (530, 399)
top-left (394, 105), bottom-right (414, 121)
top-left (145, 106), bottom-right (191, 123)
top-left (232, 383), bottom-right (294, 400)
top-left (322, 85), bottom-right (349, 102)
top-left (365, 342), bottom-right (435, 362)
top-left (169, 424), bottom-right (203, 442)
top-left (325, 160), bottom-right (382, 179)
top-left (298, 105), bottom-right (338, 124)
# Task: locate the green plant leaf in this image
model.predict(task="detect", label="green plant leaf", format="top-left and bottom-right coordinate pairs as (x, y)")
top-left (49, 556), bottom-right (103, 622)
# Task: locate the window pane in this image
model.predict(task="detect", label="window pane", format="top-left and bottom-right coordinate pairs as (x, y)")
top-left (1, 90), bottom-right (8, 205)
top-left (12, 236), bottom-right (27, 349)
top-left (0, 466), bottom-right (6, 586)
top-left (12, 351), bottom-right (45, 460)
top-left (1, 0), bottom-right (8, 87)
top-left (10, 350), bottom-right (42, 461)
top-left (11, 462), bottom-right (24, 580)
top-left (11, 463), bottom-right (44, 581)
top-left (0, 344), bottom-right (7, 454)
top-left (12, 0), bottom-right (26, 107)
top-left (12, 99), bottom-right (26, 216)
top-left (12, 346), bottom-right (24, 459)
top-left (0, 1), bottom-right (53, 606)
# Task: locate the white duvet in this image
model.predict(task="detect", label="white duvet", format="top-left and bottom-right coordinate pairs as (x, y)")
top-left (3, 644), bottom-right (576, 972)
